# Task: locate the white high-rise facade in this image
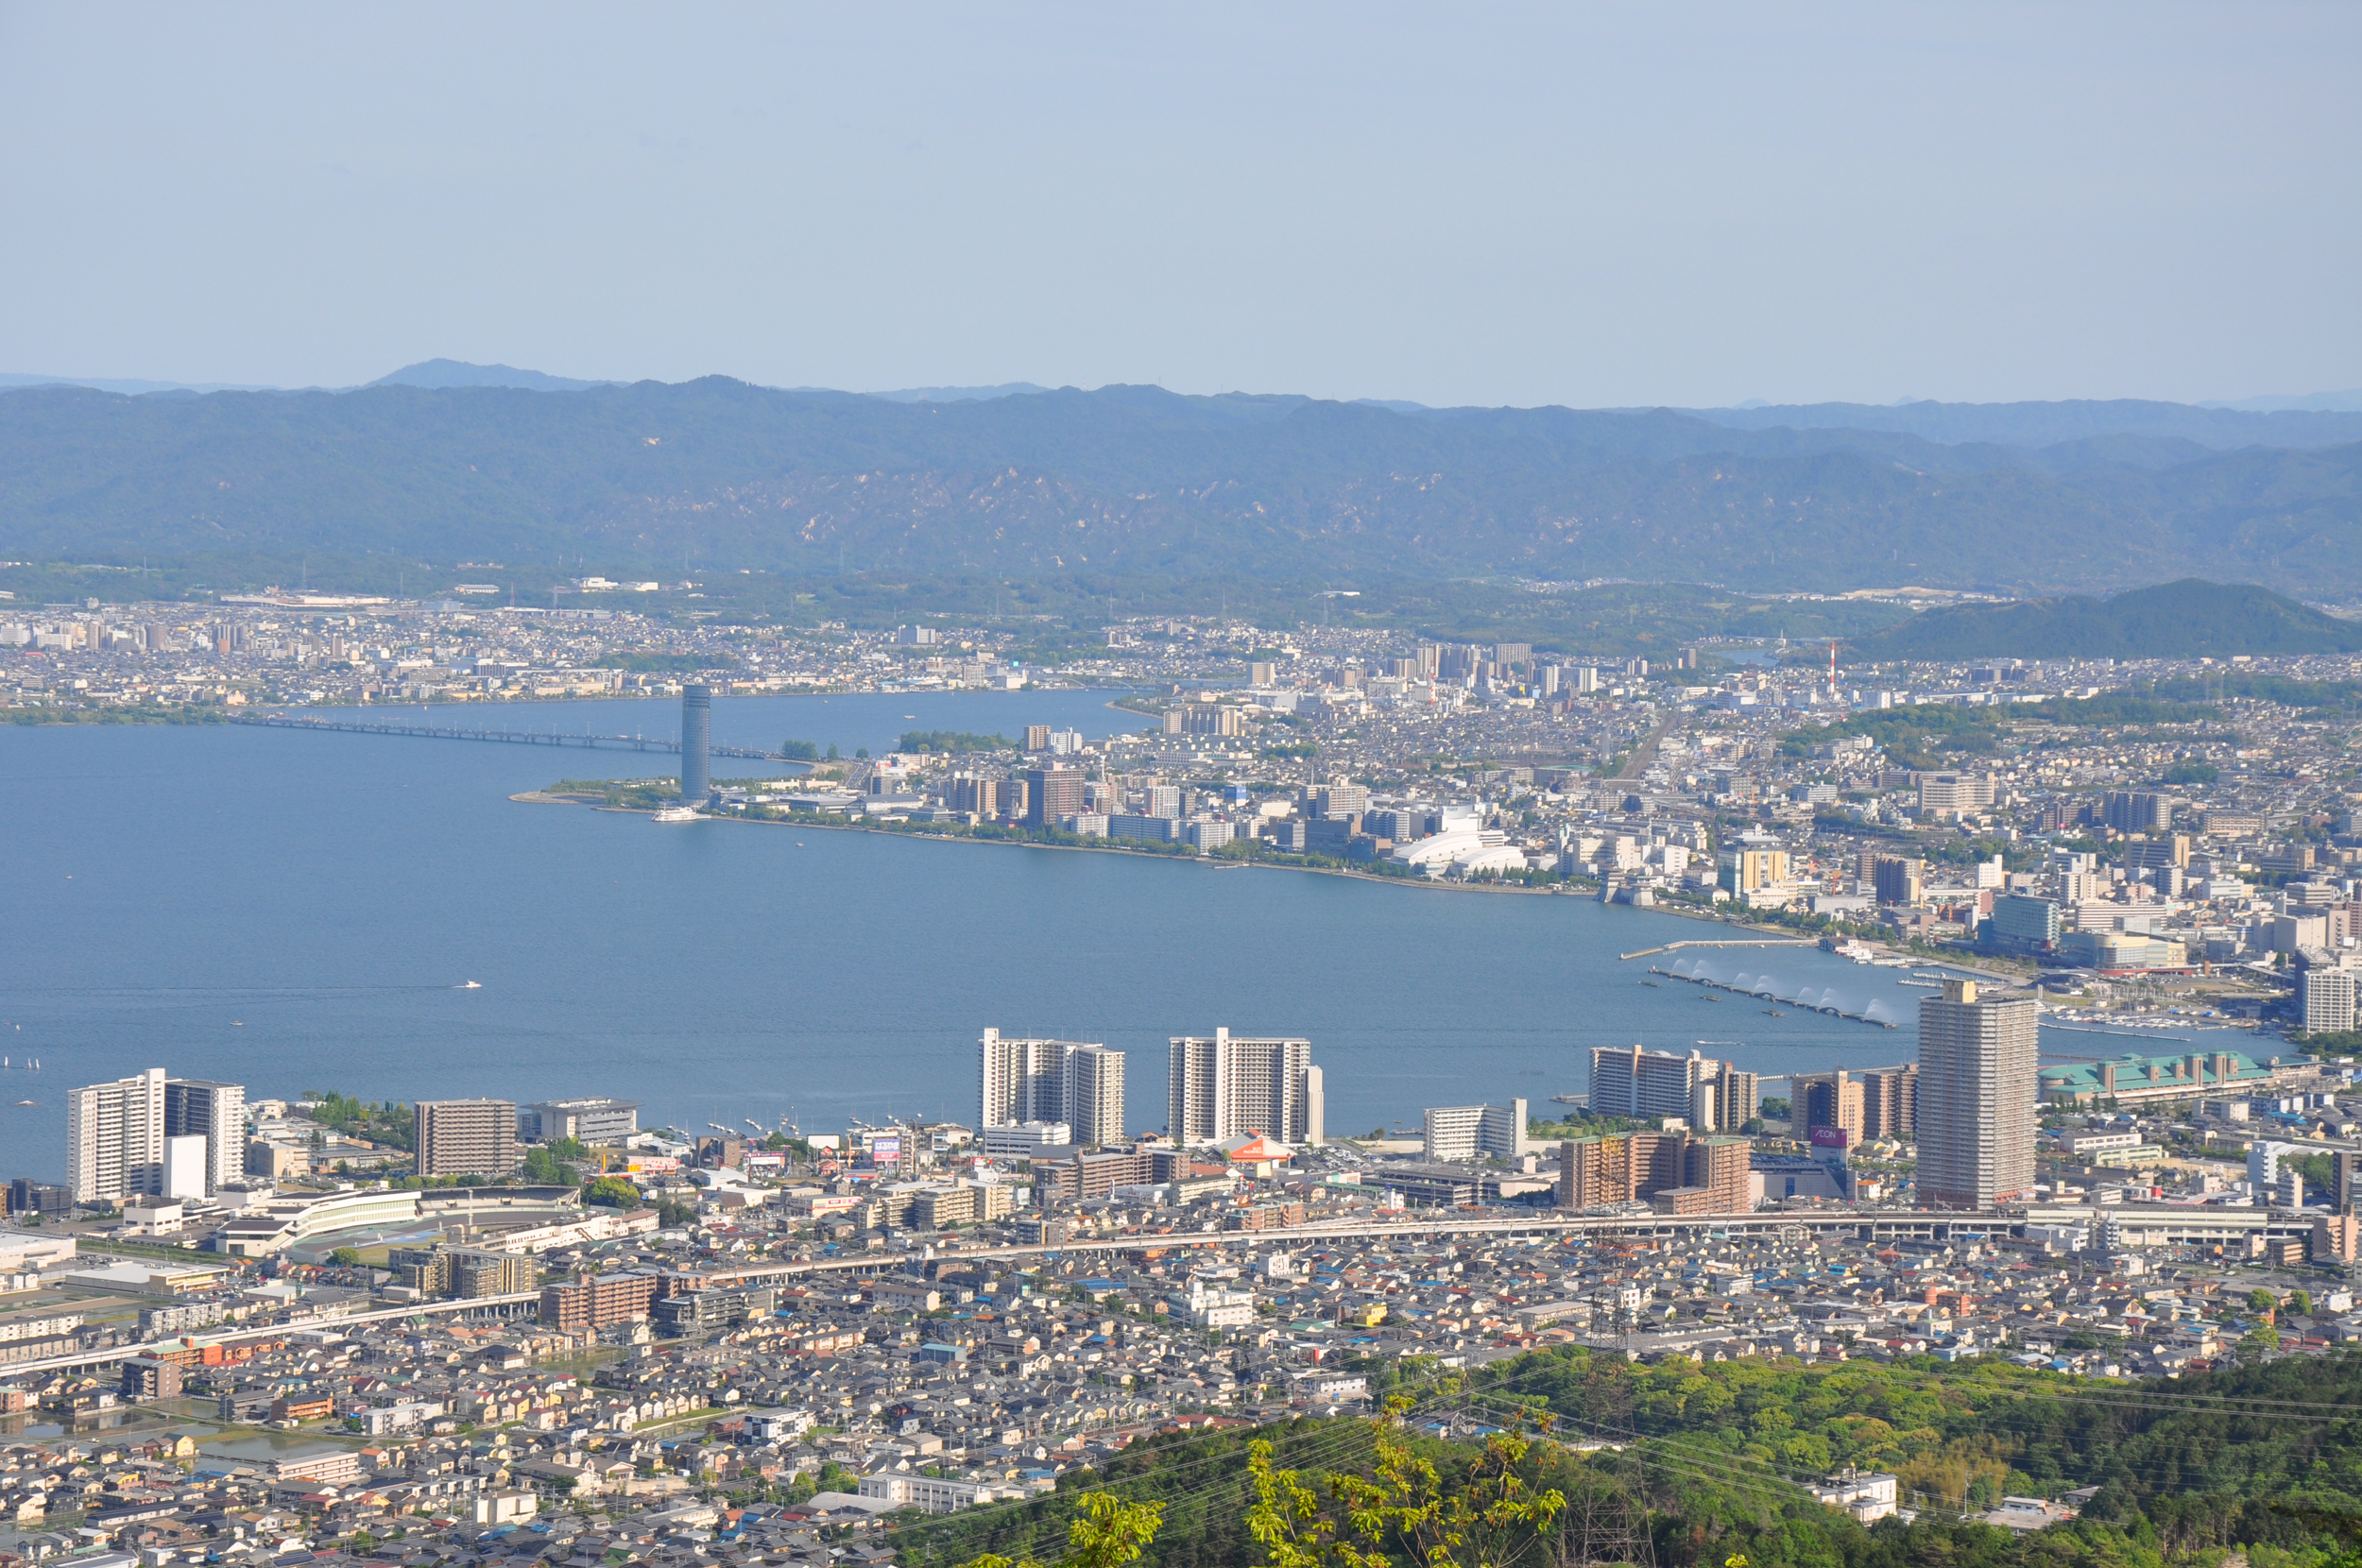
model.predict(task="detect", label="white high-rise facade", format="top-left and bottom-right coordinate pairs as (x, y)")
top-left (1588, 1044), bottom-right (1756, 1132)
top-left (1422, 1099), bottom-right (1527, 1162)
top-left (163, 1078), bottom-right (247, 1195)
top-left (1168, 1029), bottom-right (1324, 1146)
top-left (1589, 1044), bottom-right (1712, 1119)
top-left (163, 1135), bottom-right (209, 1200)
top-left (2303, 968), bottom-right (2357, 1033)
top-left (66, 1067), bottom-right (166, 1206)
top-left (1917, 980), bottom-right (2038, 1209)
top-left (1062, 1045), bottom-right (1126, 1150)
top-left (978, 1031), bottom-right (1126, 1149)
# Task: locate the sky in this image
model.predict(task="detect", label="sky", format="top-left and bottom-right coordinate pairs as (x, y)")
top-left (1, 2), bottom-right (2356, 408)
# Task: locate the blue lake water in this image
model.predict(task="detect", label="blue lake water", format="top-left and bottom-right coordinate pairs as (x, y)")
top-left (1, 691), bottom-right (2245, 1181)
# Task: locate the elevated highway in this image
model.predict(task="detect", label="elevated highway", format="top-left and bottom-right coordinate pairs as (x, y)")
top-left (12, 1202), bottom-right (2308, 1383)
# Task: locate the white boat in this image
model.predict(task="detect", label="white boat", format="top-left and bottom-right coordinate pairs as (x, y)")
top-left (653, 806), bottom-right (701, 824)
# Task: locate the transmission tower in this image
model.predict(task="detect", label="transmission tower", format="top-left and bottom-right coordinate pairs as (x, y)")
top-left (1550, 1451), bottom-right (1659, 1568)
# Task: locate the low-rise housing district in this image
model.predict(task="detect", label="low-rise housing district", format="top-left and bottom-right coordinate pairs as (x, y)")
top-left (7, 1008), bottom-right (2362, 1564)
top-left (11, 591), bottom-right (2362, 1564)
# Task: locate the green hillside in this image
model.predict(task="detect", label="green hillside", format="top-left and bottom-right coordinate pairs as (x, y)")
top-left (1848, 580), bottom-right (2362, 659)
top-left (894, 1348), bottom-right (2362, 1568)
top-left (5, 381), bottom-right (2362, 593)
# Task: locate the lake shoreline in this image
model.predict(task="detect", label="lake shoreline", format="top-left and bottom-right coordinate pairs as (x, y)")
top-left (508, 789), bottom-right (1816, 933)
top-left (512, 790), bottom-right (1602, 900)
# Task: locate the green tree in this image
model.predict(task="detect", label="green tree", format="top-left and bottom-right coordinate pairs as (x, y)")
top-left (898, 729), bottom-right (1012, 754)
top-left (1069, 1491), bottom-right (1165, 1568)
top-left (581, 1175), bottom-right (642, 1208)
top-left (954, 1491), bottom-right (1163, 1568)
top-left (522, 1136), bottom-right (590, 1186)
top-left (2288, 1289), bottom-right (2313, 1317)
top-left (329, 1247), bottom-right (363, 1268)
top-left (1247, 1397), bottom-right (1563, 1568)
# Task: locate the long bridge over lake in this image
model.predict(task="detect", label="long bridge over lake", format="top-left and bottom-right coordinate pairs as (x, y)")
top-left (232, 711), bottom-right (797, 762)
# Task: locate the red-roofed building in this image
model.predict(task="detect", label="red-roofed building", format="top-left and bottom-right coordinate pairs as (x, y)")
top-left (1216, 1133), bottom-right (1294, 1175)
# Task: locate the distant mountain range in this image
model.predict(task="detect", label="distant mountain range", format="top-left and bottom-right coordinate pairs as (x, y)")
top-left (1847, 580), bottom-right (2362, 660)
top-left (2199, 388), bottom-right (2362, 414)
top-left (9, 360), bottom-right (2362, 432)
top-left (3, 370), bottom-right (2360, 595)
top-left (865, 382), bottom-right (1053, 403)
top-left (0, 371), bottom-right (281, 396)
top-left (364, 359), bottom-right (616, 393)
top-left (1685, 398), bottom-right (2362, 450)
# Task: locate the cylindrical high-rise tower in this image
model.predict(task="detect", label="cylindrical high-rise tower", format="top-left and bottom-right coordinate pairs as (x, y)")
top-left (679, 684), bottom-right (711, 803)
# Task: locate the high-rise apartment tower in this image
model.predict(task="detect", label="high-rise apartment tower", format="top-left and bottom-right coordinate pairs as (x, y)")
top-left (679, 684), bottom-right (711, 803)
top-left (1860, 1065), bottom-right (1918, 1140)
top-left (163, 1078), bottom-right (247, 1195)
top-left (1168, 1029), bottom-right (1323, 1146)
top-left (1024, 765), bottom-right (1087, 828)
top-left (1588, 1045), bottom-right (1756, 1132)
top-left (66, 1067), bottom-right (166, 1206)
top-left (1917, 980), bottom-right (2038, 1209)
top-left (1793, 1069), bottom-right (1866, 1146)
top-left (977, 1031), bottom-right (1127, 1149)
top-left (415, 1099), bottom-right (520, 1179)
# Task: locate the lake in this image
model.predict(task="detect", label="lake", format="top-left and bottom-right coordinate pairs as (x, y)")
top-left (0, 690), bottom-right (2229, 1181)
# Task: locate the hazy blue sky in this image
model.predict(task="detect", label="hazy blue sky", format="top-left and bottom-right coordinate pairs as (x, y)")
top-left (2, 2), bottom-right (2355, 407)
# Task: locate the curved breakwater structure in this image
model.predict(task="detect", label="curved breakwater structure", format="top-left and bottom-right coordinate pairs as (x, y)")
top-left (1653, 955), bottom-right (1902, 1028)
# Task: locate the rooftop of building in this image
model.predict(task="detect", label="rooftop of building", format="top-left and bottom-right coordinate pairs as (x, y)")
top-left (2038, 1048), bottom-right (2276, 1091)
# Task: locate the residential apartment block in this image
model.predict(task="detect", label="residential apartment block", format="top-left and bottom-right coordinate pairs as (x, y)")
top-left (1587, 1045), bottom-right (1757, 1131)
top-left (163, 1078), bottom-right (247, 1195)
top-left (518, 1098), bottom-right (642, 1146)
top-left (66, 1067), bottom-right (166, 1206)
top-left (1422, 1099), bottom-right (1529, 1163)
top-left (415, 1099), bottom-right (521, 1179)
top-left (1556, 1131), bottom-right (1752, 1214)
top-left (978, 1031), bottom-right (1126, 1149)
top-left (1168, 1030), bottom-right (1323, 1146)
top-left (1917, 980), bottom-right (2038, 1209)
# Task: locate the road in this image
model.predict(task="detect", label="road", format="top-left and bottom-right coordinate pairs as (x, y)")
top-left (1608, 715), bottom-right (1677, 782)
top-left (27, 1200), bottom-right (2305, 1381)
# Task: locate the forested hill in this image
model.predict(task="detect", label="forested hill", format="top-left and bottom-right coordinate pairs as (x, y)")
top-left (1851, 580), bottom-right (2362, 659)
top-left (5, 378), bottom-right (2361, 595)
top-left (895, 1347), bottom-right (2362, 1568)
